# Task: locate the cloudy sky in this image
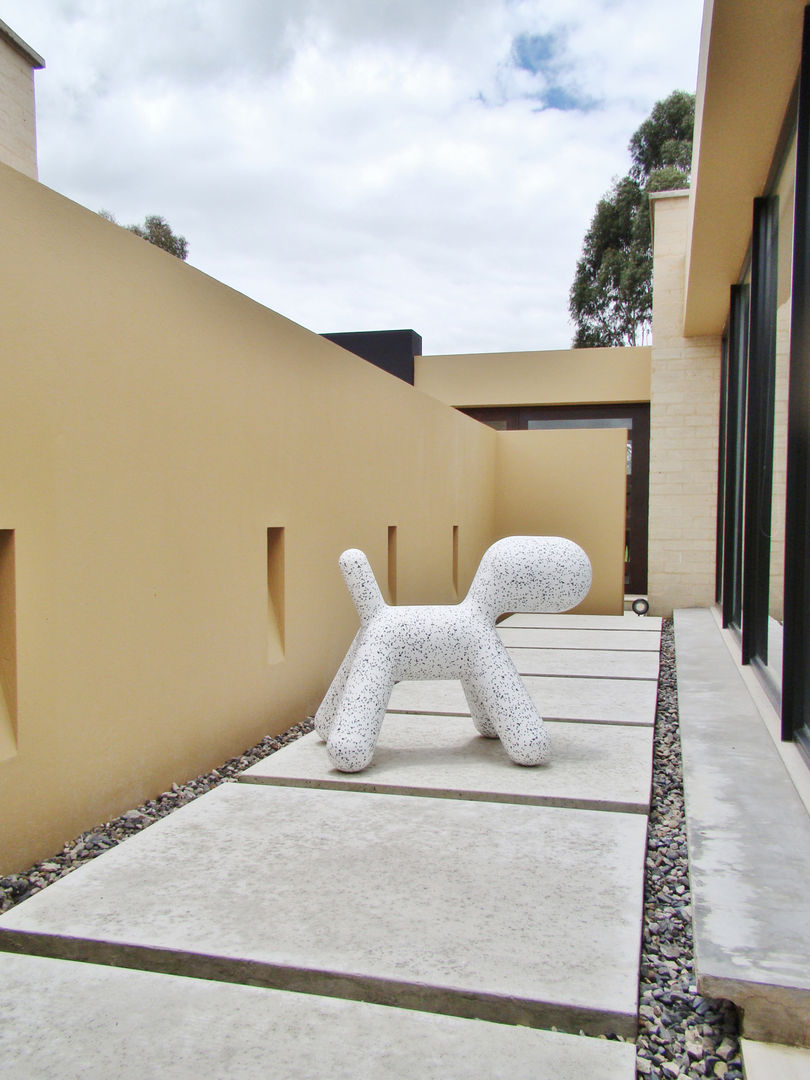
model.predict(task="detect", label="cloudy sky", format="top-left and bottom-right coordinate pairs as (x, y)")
top-left (5, 0), bottom-right (703, 354)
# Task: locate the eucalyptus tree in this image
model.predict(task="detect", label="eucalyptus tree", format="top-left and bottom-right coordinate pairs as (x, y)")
top-left (569, 90), bottom-right (695, 347)
top-left (99, 210), bottom-right (189, 260)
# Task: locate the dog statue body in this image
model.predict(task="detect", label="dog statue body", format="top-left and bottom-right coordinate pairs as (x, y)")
top-left (315, 535), bottom-right (591, 772)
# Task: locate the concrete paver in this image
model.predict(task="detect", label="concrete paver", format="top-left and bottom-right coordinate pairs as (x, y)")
top-left (507, 646), bottom-right (659, 680)
top-left (741, 1038), bottom-right (810, 1080)
top-left (675, 608), bottom-right (810, 1045)
top-left (240, 715), bottom-right (653, 813)
top-left (388, 675), bottom-right (657, 725)
top-left (0, 782), bottom-right (647, 1038)
top-left (501, 613), bottom-right (662, 631)
top-left (0, 951), bottom-right (638, 1080)
top-left (498, 627), bottom-right (661, 651)
top-left (0, 611), bottom-right (661, 1072)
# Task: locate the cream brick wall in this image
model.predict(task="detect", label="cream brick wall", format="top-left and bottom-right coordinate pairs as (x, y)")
top-left (0, 37), bottom-right (37, 179)
top-left (648, 193), bottom-right (722, 616)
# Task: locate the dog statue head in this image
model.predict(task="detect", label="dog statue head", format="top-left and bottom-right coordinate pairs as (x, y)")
top-left (465, 536), bottom-right (591, 623)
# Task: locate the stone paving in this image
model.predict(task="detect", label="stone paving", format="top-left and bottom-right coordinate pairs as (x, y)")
top-left (0, 613), bottom-right (660, 1078)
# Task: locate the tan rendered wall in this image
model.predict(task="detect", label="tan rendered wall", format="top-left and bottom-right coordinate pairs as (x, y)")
top-left (0, 162), bottom-right (498, 873)
top-left (415, 347), bottom-right (651, 408)
top-left (648, 192), bottom-right (722, 616)
top-left (495, 429), bottom-right (626, 615)
top-left (0, 158), bottom-right (631, 873)
top-left (0, 37), bottom-right (37, 178)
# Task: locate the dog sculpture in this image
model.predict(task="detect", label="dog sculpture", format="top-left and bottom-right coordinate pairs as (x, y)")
top-left (315, 536), bottom-right (592, 773)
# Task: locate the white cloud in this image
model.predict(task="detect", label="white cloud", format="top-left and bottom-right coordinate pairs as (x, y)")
top-left (5, 0), bottom-right (703, 352)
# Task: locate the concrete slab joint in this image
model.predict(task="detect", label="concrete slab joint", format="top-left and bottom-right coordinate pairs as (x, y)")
top-left (241, 714), bottom-right (654, 814)
top-left (0, 783), bottom-right (647, 1041)
top-left (0, 950), bottom-right (638, 1080)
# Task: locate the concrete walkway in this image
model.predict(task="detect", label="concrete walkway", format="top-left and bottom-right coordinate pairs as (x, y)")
top-left (0, 613), bottom-right (661, 1078)
top-left (675, 609), bottom-right (810, 1076)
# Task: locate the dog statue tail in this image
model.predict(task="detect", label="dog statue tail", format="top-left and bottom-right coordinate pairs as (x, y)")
top-left (339, 548), bottom-right (387, 625)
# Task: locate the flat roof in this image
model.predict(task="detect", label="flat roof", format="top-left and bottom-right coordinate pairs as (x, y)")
top-left (683, 0), bottom-right (803, 335)
top-left (0, 18), bottom-right (45, 69)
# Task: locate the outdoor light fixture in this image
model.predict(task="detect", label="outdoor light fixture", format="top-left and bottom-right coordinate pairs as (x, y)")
top-left (632, 597), bottom-right (650, 616)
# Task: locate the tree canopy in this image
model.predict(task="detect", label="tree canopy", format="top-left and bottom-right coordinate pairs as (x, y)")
top-left (569, 90), bottom-right (695, 348)
top-left (99, 211), bottom-right (189, 261)
top-left (628, 91), bottom-right (696, 185)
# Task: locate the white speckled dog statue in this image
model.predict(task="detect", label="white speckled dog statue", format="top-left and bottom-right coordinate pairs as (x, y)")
top-left (315, 536), bottom-right (592, 773)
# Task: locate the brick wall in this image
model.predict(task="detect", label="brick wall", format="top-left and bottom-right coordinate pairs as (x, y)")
top-left (648, 193), bottom-right (722, 616)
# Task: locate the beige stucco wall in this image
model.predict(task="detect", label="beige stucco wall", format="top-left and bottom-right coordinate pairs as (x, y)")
top-left (0, 162), bottom-right (500, 872)
top-left (648, 192), bottom-right (722, 616)
top-left (0, 34), bottom-right (38, 178)
top-left (0, 162), bottom-right (627, 873)
top-left (415, 346), bottom-right (650, 408)
top-left (495, 429), bottom-right (626, 615)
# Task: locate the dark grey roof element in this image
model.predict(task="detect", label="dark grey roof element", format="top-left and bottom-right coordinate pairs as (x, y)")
top-left (0, 19), bottom-right (45, 69)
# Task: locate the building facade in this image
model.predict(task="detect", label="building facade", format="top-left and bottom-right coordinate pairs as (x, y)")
top-left (0, 19), bottom-right (43, 179)
top-left (650, 0), bottom-right (810, 755)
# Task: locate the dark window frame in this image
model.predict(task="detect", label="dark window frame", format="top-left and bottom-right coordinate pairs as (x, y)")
top-left (782, 5), bottom-right (810, 749)
top-left (461, 402), bottom-right (650, 595)
top-left (741, 195), bottom-right (779, 669)
top-left (715, 334), bottom-right (728, 605)
top-left (715, 5), bottom-right (810, 747)
top-left (721, 284), bottom-right (750, 632)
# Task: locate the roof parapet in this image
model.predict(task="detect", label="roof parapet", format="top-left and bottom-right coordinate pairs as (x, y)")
top-left (0, 18), bottom-right (45, 70)
top-left (683, 0), bottom-right (802, 337)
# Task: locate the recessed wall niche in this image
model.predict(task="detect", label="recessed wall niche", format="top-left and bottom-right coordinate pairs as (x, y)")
top-left (387, 526), bottom-right (398, 605)
top-left (0, 530), bottom-right (17, 761)
top-left (266, 527), bottom-right (285, 664)
top-left (453, 525), bottom-right (460, 599)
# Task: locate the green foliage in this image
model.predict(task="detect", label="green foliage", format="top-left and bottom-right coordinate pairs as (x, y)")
top-left (628, 89), bottom-right (695, 185)
top-left (569, 90), bottom-right (695, 348)
top-left (127, 215), bottom-right (188, 260)
top-left (98, 210), bottom-right (189, 260)
top-left (569, 177), bottom-right (651, 347)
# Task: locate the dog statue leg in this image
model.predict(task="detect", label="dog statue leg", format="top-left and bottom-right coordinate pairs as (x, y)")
top-left (326, 635), bottom-right (396, 772)
top-left (314, 630), bottom-right (361, 741)
top-left (460, 678), bottom-right (499, 738)
top-left (465, 641), bottom-right (551, 766)
top-left (491, 684), bottom-right (551, 766)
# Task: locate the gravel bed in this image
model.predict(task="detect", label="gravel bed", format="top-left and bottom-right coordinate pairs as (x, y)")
top-left (0, 625), bottom-right (746, 1078)
top-left (636, 618), bottom-right (743, 1079)
top-left (0, 719), bottom-right (313, 914)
